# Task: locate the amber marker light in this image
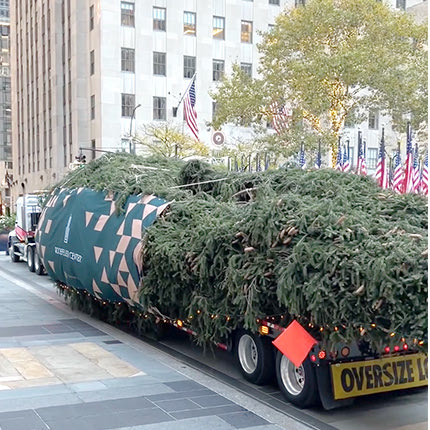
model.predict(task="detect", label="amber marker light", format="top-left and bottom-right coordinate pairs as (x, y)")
top-left (259, 326), bottom-right (269, 335)
top-left (340, 346), bottom-right (350, 357)
top-left (176, 320), bottom-right (183, 327)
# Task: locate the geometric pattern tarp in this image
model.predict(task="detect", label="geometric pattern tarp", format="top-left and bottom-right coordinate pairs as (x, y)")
top-left (35, 187), bottom-right (169, 307)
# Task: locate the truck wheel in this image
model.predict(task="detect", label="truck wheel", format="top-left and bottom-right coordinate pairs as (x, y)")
top-left (9, 243), bottom-right (20, 262)
top-left (275, 350), bottom-right (318, 408)
top-left (235, 330), bottom-right (275, 385)
top-left (27, 247), bottom-right (35, 272)
top-left (34, 250), bottom-right (45, 275)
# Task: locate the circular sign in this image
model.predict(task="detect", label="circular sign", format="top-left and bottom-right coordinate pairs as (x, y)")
top-left (212, 131), bottom-right (225, 145)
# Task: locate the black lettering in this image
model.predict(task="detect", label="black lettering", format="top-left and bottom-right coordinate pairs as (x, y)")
top-left (341, 369), bottom-right (355, 393)
top-left (352, 366), bottom-right (365, 390)
top-left (365, 365), bottom-right (374, 389)
top-left (424, 357), bottom-right (428, 379)
top-left (405, 360), bottom-right (414, 383)
top-left (383, 362), bottom-right (395, 387)
top-left (417, 358), bottom-right (425, 381)
top-left (373, 365), bottom-right (383, 388)
top-left (397, 360), bottom-right (407, 384)
top-left (392, 362), bottom-right (399, 384)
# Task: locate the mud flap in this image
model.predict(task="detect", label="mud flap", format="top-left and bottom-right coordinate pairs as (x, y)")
top-left (315, 364), bottom-right (354, 410)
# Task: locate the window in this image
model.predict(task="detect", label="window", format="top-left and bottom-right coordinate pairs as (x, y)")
top-left (184, 11), bottom-right (196, 36)
top-left (368, 109), bottom-right (379, 130)
top-left (295, 0), bottom-right (306, 6)
top-left (240, 62), bottom-right (252, 77)
top-left (348, 146), bottom-right (355, 167)
top-left (269, 0), bottom-right (280, 4)
top-left (184, 56), bottom-right (196, 79)
top-left (90, 95), bottom-right (95, 120)
top-left (121, 2), bottom-right (135, 27)
top-left (89, 5), bottom-right (94, 30)
top-left (396, 0), bottom-right (406, 10)
top-left (212, 102), bottom-right (218, 120)
top-left (90, 50), bottom-right (94, 75)
top-left (213, 16), bottom-right (225, 40)
top-left (153, 96), bottom-right (166, 120)
top-left (367, 148), bottom-right (378, 169)
top-left (153, 52), bottom-right (166, 76)
top-left (121, 48), bottom-right (135, 72)
top-left (153, 7), bottom-right (166, 31)
top-left (213, 59), bottom-right (224, 81)
top-left (91, 139), bottom-right (96, 160)
top-left (241, 21), bottom-right (253, 43)
top-left (121, 93), bottom-right (135, 117)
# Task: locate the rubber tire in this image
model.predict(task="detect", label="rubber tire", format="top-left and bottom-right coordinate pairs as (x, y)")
top-left (27, 247), bottom-right (35, 272)
top-left (275, 350), bottom-right (318, 408)
top-left (9, 243), bottom-right (20, 262)
top-left (34, 249), bottom-right (45, 275)
top-left (235, 329), bottom-right (275, 385)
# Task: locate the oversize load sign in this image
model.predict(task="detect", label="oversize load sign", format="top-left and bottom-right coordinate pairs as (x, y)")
top-left (331, 353), bottom-right (428, 400)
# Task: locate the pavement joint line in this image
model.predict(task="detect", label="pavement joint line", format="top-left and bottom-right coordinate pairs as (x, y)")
top-left (0, 265), bottom-right (312, 430)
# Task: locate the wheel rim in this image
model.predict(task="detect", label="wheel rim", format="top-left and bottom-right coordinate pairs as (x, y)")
top-left (34, 255), bottom-right (40, 271)
top-left (279, 355), bottom-right (305, 396)
top-left (238, 334), bottom-right (258, 374)
top-left (27, 249), bottom-right (32, 268)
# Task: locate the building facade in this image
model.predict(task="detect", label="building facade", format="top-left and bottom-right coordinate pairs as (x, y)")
top-left (10, 0), bottom-right (426, 201)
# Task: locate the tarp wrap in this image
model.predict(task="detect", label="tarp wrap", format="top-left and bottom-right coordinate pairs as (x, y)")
top-left (36, 188), bottom-right (169, 306)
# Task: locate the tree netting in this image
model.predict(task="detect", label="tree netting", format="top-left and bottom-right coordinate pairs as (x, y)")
top-left (53, 153), bottom-right (428, 351)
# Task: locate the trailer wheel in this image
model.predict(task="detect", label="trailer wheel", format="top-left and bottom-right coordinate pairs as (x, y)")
top-left (34, 250), bottom-right (45, 275)
top-left (275, 350), bottom-right (318, 408)
top-left (9, 241), bottom-right (20, 262)
top-left (235, 330), bottom-right (275, 385)
top-left (27, 247), bottom-right (35, 272)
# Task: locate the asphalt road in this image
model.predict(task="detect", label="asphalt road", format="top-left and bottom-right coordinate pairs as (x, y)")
top-left (0, 253), bottom-right (427, 430)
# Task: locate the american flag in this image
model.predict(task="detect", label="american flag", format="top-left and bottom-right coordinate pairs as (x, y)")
top-left (391, 146), bottom-right (403, 194)
top-left (342, 145), bottom-right (350, 172)
top-left (270, 101), bottom-right (290, 134)
top-left (375, 130), bottom-right (389, 189)
top-left (299, 143), bottom-right (306, 169)
top-left (184, 76), bottom-right (199, 140)
top-left (357, 135), bottom-right (367, 176)
top-left (421, 151), bottom-right (428, 196)
top-left (403, 123), bottom-right (413, 193)
top-left (335, 139), bottom-right (343, 171)
top-left (315, 140), bottom-right (322, 169)
top-left (411, 144), bottom-right (420, 193)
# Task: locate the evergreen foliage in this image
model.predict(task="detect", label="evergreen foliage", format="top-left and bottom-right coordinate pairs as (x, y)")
top-left (54, 154), bottom-right (428, 352)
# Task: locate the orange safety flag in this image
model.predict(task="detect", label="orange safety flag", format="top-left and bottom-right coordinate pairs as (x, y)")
top-left (272, 320), bottom-right (317, 367)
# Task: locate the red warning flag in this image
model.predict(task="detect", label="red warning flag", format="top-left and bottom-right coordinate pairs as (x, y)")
top-left (272, 320), bottom-right (317, 367)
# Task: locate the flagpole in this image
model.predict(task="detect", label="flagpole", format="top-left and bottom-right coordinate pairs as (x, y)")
top-left (173, 72), bottom-right (197, 116)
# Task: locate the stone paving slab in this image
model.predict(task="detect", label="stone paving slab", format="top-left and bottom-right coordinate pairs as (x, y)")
top-left (0, 257), bottom-right (310, 430)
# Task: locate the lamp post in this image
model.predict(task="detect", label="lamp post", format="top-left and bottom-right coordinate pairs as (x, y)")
top-left (129, 104), bottom-right (141, 155)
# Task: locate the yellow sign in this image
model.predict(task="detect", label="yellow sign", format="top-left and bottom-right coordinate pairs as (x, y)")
top-left (331, 353), bottom-right (428, 400)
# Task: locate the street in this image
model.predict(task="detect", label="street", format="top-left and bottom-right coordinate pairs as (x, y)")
top-left (0, 253), bottom-right (427, 430)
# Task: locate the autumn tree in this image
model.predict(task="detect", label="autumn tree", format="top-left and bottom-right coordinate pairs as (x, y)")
top-left (211, 0), bottom-right (427, 164)
top-left (135, 122), bottom-right (209, 159)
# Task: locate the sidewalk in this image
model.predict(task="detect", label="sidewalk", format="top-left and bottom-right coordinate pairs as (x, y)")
top-left (0, 255), bottom-right (311, 430)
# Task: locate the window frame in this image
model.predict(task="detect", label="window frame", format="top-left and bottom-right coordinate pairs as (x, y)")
top-left (367, 148), bottom-right (378, 169)
top-left (121, 47), bottom-right (135, 72)
top-left (89, 5), bottom-right (94, 31)
top-left (184, 55), bottom-right (196, 79)
top-left (153, 96), bottom-right (166, 120)
top-left (241, 20), bottom-right (253, 43)
top-left (153, 7), bottom-right (166, 31)
top-left (90, 94), bottom-right (95, 120)
top-left (240, 62), bottom-right (252, 77)
top-left (153, 51), bottom-right (166, 76)
top-left (121, 1), bottom-right (135, 27)
top-left (90, 50), bottom-right (95, 75)
top-left (184, 11), bottom-right (196, 36)
top-left (121, 93), bottom-right (135, 117)
top-left (368, 109), bottom-right (379, 130)
top-left (213, 59), bottom-right (225, 82)
top-left (213, 16), bottom-right (225, 40)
